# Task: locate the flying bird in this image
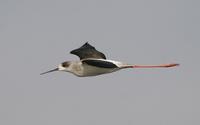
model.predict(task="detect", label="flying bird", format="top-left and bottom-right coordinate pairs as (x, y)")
top-left (40, 42), bottom-right (179, 77)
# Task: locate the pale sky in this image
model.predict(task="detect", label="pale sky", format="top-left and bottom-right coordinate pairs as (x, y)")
top-left (0, 0), bottom-right (199, 125)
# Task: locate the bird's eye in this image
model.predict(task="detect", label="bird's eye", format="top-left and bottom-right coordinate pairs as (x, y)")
top-left (62, 62), bottom-right (70, 67)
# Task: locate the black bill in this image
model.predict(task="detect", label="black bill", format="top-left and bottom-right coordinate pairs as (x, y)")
top-left (40, 68), bottom-right (59, 75)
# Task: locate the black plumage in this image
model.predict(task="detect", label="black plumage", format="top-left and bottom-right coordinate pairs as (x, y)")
top-left (82, 59), bottom-right (118, 68)
top-left (70, 42), bottom-right (106, 60)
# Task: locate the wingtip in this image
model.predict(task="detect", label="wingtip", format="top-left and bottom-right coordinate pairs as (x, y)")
top-left (83, 41), bottom-right (91, 46)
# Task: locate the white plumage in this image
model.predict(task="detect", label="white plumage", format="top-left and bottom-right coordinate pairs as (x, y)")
top-left (40, 42), bottom-right (179, 77)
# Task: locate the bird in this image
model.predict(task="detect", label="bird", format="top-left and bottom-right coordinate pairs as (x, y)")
top-left (40, 42), bottom-right (179, 77)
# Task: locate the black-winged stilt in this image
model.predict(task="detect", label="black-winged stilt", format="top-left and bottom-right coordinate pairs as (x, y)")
top-left (40, 42), bottom-right (179, 77)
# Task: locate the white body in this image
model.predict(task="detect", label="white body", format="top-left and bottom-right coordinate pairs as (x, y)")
top-left (58, 59), bottom-right (129, 77)
top-left (40, 42), bottom-right (179, 76)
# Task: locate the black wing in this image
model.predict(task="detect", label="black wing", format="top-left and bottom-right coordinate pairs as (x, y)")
top-left (82, 59), bottom-right (118, 68)
top-left (70, 42), bottom-right (106, 60)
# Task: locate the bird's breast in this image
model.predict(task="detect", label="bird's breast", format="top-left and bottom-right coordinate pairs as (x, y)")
top-left (81, 64), bottom-right (119, 76)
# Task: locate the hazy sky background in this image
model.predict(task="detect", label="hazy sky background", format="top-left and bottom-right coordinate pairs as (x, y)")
top-left (0, 0), bottom-right (199, 125)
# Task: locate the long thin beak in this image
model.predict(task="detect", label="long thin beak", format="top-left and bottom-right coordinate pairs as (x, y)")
top-left (40, 68), bottom-right (59, 75)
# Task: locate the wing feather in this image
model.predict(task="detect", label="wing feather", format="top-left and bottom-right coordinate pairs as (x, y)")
top-left (70, 42), bottom-right (106, 60)
top-left (82, 59), bottom-right (118, 68)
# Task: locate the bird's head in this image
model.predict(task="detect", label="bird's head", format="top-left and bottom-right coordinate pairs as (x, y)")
top-left (58, 61), bottom-right (72, 71)
top-left (40, 61), bottom-right (72, 75)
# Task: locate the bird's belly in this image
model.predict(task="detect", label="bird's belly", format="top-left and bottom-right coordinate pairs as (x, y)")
top-left (82, 65), bottom-right (118, 76)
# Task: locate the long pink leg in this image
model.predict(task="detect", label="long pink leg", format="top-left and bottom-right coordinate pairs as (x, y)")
top-left (130, 63), bottom-right (179, 68)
